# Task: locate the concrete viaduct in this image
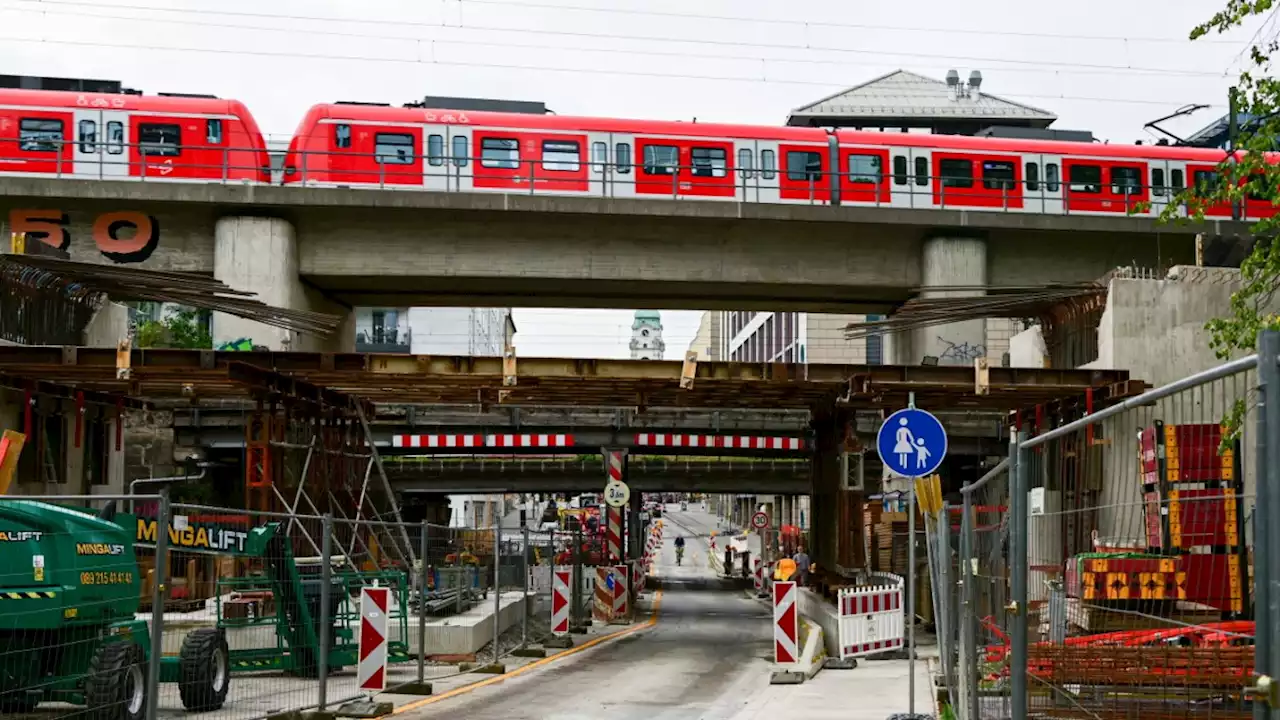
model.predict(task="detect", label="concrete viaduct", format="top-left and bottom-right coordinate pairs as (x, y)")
top-left (0, 177), bottom-right (1238, 363)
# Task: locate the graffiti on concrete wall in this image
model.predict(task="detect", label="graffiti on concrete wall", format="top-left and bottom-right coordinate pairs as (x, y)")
top-left (7, 209), bottom-right (160, 264)
top-left (937, 336), bottom-right (987, 364)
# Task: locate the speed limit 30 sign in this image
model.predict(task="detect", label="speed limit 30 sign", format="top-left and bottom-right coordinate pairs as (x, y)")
top-left (751, 511), bottom-right (770, 530)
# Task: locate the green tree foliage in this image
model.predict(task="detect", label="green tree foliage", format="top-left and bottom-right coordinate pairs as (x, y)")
top-left (135, 307), bottom-right (213, 349)
top-left (1180, 1), bottom-right (1280, 358)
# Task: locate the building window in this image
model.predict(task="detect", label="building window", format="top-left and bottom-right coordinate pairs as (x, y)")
top-left (981, 160), bottom-right (1016, 191)
top-left (847, 153), bottom-right (881, 184)
top-left (427, 134), bottom-right (445, 166)
top-left (106, 121), bottom-right (124, 155)
top-left (643, 144), bottom-right (679, 175)
top-left (206, 119), bottom-right (223, 145)
top-left (691, 147), bottom-right (727, 178)
top-left (334, 123), bottom-right (352, 149)
top-left (939, 158), bottom-right (974, 188)
top-left (374, 133), bottom-right (415, 165)
top-left (1026, 162), bottom-right (1040, 192)
top-left (1068, 164), bottom-right (1102, 194)
top-left (139, 123), bottom-right (182, 156)
top-left (591, 141), bottom-right (608, 173)
top-left (892, 155), bottom-right (907, 185)
top-left (542, 139), bottom-right (581, 172)
top-left (865, 314), bottom-right (884, 365)
top-left (480, 137), bottom-right (520, 169)
top-left (615, 142), bottom-right (632, 174)
top-left (786, 151), bottom-right (823, 182)
top-left (78, 119), bottom-right (97, 154)
top-left (914, 156), bottom-right (928, 186)
top-left (19, 118), bottom-right (64, 152)
top-left (760, 149), bottom-right (776, 179)
top-left (452, 135), bottom-right (469, 167)
top-left (738, 148), bottom-right (754, 178)
top-left (1152, 168), bottom-right (1166, 197)
top-left (1046, 163), bottom-right (1061, 192)
top-left (1111, 165), bottom-right (1143, 195)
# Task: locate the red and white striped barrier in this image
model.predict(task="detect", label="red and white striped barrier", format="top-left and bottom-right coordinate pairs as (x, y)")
top-left (634, 433), bottom-right (805, 450)
top-left (551, 568), bottom-right (571, 635)
top-left (613, 564), bottom-right (630, 620)
top-left (393, 433), bottom-right (574, 449)
top-left (837, 583), bottom-right (905, 659)
top-left (773, 580), bottom-right (799, 665)
top-left (604, 450), bottom-right (625, 562)
top-left (357, 586), bottom-right (390, 691)
top-left (592, 567), bottom-right (615, 623)
top-left (752, 557), bottom-right (764, 591)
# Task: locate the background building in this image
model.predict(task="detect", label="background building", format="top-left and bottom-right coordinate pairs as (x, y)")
top-left (686, 311), bottom-right (723, 361)
top-left (355, 307), bottom-right (515, 355)
top-left (719, 312), bottom-right (885, 364)
top-left (630, 310), bottom-right (664, 360)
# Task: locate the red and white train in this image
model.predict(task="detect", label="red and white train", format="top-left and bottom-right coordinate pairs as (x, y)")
top-left (2, 88), bottom-right (1275, 220)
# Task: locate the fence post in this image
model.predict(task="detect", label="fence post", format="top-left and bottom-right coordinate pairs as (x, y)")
top-left (522, 526), bottom-right (530, 648)
top-left (493, 516), bottom-right (502, 663)
top-left (907, 485), bottom-right (917, 716)
top-left (144, 488), bottom-right (169, 720)
top-left (1258, 330), bottom-right (1280, 715)
top-left (318, 513), bottom-right (333, 711)
top-left (937, 500), bottom-right (954, 706)
top-left (1009, 429), bottom-right (1028, 720)
top-left (960, 488), bottom-right (978, 720)
top-left (418, 519), bottom-right (428, 685)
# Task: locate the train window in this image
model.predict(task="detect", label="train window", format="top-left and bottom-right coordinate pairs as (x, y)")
top-left (1171, 168), bottom-right (1184, 190)
top-left (541, 140), bottom-right (581, 172)
top-left (892, 155), bottom-right (907, 185)
top-left (939, 158), bottom-right (973, 188)
top-left (615, 142), bottom-right (632, 174)
top-left (78, 119), bottom-right (97, 154)
top-left (374, 133), bottom-right (415, 165)
top-left (738, 148), bottom-right (754, 178)
top-left (19, 118), bottom-right (63, 152)
top-left (480, 137), bottom-right (520, 169)
top-left (206, 119), bottom-right (223, 145)
top-left (1111, 166), bottom-right (1143, 195)
top-left (1046, 163), bottom-right (1060, 192)
top-left (1068, 164), bottom-right (1103, 194)
top-left (981, 161), bottom-right (1015, 191)
top-left (427, 134), bottom-right (445, 166)
top-left (106, 121), bottom-right (123, 155)
top-left (1193, 170), bottom-right (1220, 194)
top-left (592, 142), bottom-right (608, 173)
top-left (1152, 168), bottom-right (1166, 197)
top-left (334, 124), bottom-right (352, 149)
top-left (138, 123), bottom-right (181, 156)
top-left (914, 157), bottom-right (928, 186)
top-left (1025, 162), bottom-right (1040, 191)
top-left (847, 153), bottom-right (881, 184)
top-left (760, 150), bottom-right (776, 179)
top-left (643, 145), bottom-right (679, 175)
top-left (452, 136), bottom-right (469, 167)
top-left (691, 147), bottom-right (727, 178)
top-left (786, 151), bottom-right (823, 182)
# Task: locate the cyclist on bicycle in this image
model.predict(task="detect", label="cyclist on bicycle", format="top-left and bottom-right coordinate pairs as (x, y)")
top-left (674, 535), bottom-right (685, 565)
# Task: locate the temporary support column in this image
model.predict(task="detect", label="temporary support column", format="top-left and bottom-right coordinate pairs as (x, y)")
top-left (603, 449), bottom-right (626, 563)
top-left (808, 406), bottom-right (850, 572)
top-left (213, 216), bottom-right (354, 352)
top-left (628, 491), bottom-right (642, 561)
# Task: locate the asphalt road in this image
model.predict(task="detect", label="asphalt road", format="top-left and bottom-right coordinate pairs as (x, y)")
top-left (403, 503), bottom-right (775, 720)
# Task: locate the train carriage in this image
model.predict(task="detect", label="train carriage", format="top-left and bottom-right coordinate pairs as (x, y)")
top-left (0, 89), bottom-right (271, 183)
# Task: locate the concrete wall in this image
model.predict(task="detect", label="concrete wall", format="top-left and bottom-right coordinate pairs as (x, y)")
top-left (82, 301), bottom-right (130, 347)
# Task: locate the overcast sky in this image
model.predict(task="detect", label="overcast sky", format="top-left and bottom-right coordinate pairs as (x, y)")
top-left (1, 0), bottom-right (1268, 358)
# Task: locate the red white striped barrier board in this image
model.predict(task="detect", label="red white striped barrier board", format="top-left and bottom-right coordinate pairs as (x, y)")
top-left (551, 568), bottom-right (571, 635)
top-left (773, 581), bottom-right (799, 664)
top-left (392, 434), bottom-right (482, 449)
top-left (633, 433), bottom-right (805, 450)
top-left (604, 449), bottom-right (625, 562)
top-left (837, 583), bottom-right (906, 659)
top-left (593, 567), bottom-right (615, 623)
top-left (357, 586), bottom-right (390, 691)
top-left (392, 433), bottom-right (574, 449)
top-left (753, 557), bottom-right (763, 591)
top-left (613, 564), bottom-right (629, 619)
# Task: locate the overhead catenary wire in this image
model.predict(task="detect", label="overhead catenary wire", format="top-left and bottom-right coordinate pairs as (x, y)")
top-left (0, 255), bottom-right (344, 337)
top-left (0, 0), bottom-right (1235, 81)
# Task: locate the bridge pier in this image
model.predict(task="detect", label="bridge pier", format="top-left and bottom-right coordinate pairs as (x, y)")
top-left (213, 216), bottom-right (354, 352)
top-left (889, 233), bottom-right (989, 365)
top-left (809, 407), bottom-right (860, 574)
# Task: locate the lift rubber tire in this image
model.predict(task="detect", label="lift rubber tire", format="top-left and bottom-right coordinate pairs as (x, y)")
top-left (178, 628), bottom-right (231, 711)
top-left (84, 641), bottom-right (147, 720)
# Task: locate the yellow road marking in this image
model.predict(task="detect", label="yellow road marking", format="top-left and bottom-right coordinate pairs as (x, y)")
top-left (387, 589), bottom-right (664, 715)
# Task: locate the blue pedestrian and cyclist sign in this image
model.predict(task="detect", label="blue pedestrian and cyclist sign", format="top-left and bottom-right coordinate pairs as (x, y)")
top-left (876, 408), bottom-right (947, 478)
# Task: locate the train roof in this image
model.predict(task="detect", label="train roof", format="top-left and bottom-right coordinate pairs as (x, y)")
top-left (835, 128), bottom-right (1237, 163)
top-left (0, 88), bottom-right (258, 119)
top-left (295, 103), bottom-right (830, 142)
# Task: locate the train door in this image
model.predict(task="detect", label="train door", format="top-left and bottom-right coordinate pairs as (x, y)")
top-left (1026, 154), bottom-right (1064, 215)
top-left (100, 111), bottom-right (128, 178)
top-left (449, 125), bottom-right (474, 192)
top-left (611, 135), bottom-right (637, 199)
top-left (755, 141), bottom-right (780, 203)
top-left (71, 109), bottom-right (102, 179)
top-left (892, 149), bottom-right (929, 208)
top-left (1161, 161), bottom-right (1188, 219)
top-left (735, 140), bottom-right (759, 203)
top-left (586, 132), bottom-right (613, 196)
